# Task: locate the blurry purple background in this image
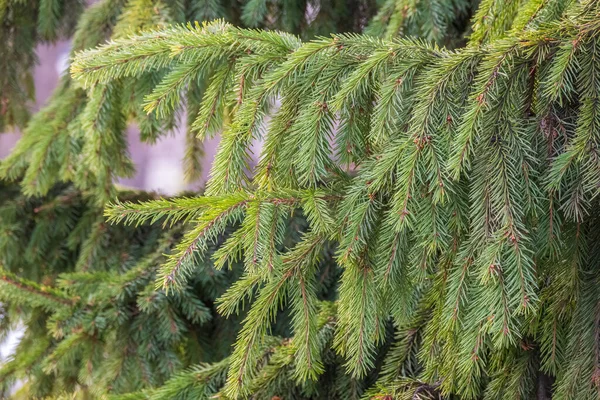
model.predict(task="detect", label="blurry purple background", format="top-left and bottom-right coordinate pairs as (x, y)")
top-left (0, 41), bottom-right (226, 195)
top-left (0, 40), bottom-right (230, 382)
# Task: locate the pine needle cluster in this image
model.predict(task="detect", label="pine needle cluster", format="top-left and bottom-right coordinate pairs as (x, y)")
top-left (3, 0), bottom-right (600, 399)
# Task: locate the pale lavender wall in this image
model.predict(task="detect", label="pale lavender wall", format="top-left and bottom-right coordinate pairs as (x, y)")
top-left (0, 41), bottom-right (230, 195)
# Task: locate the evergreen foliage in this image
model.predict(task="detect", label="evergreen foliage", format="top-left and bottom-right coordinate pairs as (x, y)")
top-left (4, 0), bottom-right (600, 399)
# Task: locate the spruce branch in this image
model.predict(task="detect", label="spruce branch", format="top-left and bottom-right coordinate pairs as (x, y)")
top-left (0, 268), bottom-right (75, 310)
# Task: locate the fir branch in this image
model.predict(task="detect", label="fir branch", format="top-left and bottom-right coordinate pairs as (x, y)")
top-left (0, 268), bottom-right (74, 310)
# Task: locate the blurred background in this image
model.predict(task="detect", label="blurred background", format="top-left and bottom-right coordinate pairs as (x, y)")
top-left (0, 36), bottom-right (230, 376)
top-left (0, 40), bottom-right (225, 195)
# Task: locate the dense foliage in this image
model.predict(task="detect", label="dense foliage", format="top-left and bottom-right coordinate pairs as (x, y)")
top-left (4, 0), bottom-right (600, 399)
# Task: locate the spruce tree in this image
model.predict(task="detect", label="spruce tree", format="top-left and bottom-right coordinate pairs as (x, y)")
top-left (2, 0), bottom-right (600, 399)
